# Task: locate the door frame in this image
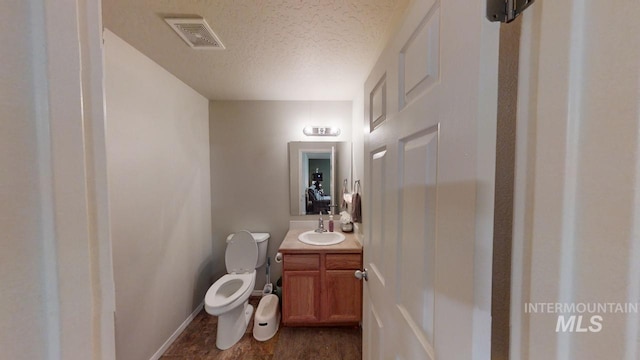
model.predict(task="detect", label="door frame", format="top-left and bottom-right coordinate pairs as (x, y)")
top-left (31, 0), bottom-right (116, 358)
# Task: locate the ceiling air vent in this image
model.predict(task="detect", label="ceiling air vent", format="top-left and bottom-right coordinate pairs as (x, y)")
top-left (164, 18), bottom-right (225, 50)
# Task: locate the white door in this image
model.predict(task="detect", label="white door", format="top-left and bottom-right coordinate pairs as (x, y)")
top-left (511, 1), bottom-right (640, 359)
top-left (361, 0), bottom-right (499, 359)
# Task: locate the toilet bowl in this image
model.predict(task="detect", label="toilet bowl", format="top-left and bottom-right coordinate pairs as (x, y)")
top-left (204, 230), bottom-right (269, 350)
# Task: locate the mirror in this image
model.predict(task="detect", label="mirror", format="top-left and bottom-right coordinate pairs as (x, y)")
top-left (289, 141), bottom-right (351, 216)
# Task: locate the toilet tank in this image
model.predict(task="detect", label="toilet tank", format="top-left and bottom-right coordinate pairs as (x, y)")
top-left (227, 232), bottom-right (270, 268)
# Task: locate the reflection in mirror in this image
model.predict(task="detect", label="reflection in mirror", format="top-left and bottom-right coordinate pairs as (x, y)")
top-left (305, 151), bottom-right (332, 214)
top-left (289, 142), bottom-right (351, 216)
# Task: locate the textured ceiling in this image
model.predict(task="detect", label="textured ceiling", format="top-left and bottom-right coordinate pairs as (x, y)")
top-left (102, 0), bottom-right (410, 100)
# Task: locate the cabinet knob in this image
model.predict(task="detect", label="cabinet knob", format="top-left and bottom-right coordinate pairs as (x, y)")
top-left (354, 269), bottom-right (368, 281)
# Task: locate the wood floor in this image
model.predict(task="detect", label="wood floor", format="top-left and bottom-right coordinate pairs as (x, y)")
top-left (160, 297), bottom-right (362, 360)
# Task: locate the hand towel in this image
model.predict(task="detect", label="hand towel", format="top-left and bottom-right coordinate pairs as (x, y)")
top-left (351, 180), bottom-right (362, 223)
top-left (351, 192), bottom-right (361, 223)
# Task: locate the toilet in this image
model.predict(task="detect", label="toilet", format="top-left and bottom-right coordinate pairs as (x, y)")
top-left (204, 230), bottom-right (269, 350)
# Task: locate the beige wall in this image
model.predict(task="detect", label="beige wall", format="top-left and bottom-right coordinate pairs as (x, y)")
top-left (209, 101), bottom-right (352, 289)
top-left (104, 30), bottom-right (212, 360)
top-left (0, 2), bottom-right (47, 358)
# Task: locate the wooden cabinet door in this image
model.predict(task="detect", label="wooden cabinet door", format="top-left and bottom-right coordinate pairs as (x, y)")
top-left (282, 270), bottom-right (320, 324)
top-left (324, 269), bottom-right (362, 323)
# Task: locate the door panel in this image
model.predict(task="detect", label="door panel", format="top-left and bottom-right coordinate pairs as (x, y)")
top-left (365, 301), bottom-right (384, 360)
top-left (362, 0), bottom-right (499, 358)
top-left (400, 5), bottom-right (440, 107)
top-left (368, 147), bottom-right (388, 285)
top-left (397, 126), bottom-right (439, 350)
top-left (370, 74), bottom-right (387, 130)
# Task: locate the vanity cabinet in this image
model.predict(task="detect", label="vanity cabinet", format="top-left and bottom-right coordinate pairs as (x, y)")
top-left (282, 252), bottom-right (362, 326)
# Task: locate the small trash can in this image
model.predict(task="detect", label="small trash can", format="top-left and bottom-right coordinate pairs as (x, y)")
top-left (253, 294), bottom-right (280, 341)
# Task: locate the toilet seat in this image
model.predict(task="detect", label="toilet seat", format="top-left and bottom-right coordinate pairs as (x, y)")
top-left (204, 231), bottom-right (259, 316)
top-left (204, 271), bottom-right (255, 315)
top-left (225, 230), bottom-right (258, 274)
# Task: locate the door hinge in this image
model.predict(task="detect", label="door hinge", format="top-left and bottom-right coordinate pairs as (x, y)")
top-left (487, 0), bottom-right (536, 23)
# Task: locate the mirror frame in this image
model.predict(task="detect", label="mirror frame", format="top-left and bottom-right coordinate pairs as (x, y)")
top-left (289, 141), bottom-right (349, 216)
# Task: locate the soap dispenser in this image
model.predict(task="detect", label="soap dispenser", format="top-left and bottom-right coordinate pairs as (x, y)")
top-left (328, 213), bottom-right (334, 232)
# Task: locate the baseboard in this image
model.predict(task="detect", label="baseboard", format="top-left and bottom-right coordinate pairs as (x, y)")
top-left (252, 289), bottom-right (264, 297)
top-left (149, 302), bottom-right (204, 360)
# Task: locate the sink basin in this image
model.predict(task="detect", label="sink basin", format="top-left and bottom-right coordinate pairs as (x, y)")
top-left (298, 230), bottom-right (345, 246)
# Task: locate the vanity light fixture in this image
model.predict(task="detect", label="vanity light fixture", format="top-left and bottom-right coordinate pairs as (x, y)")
top-left (303, 126), bottom-right (341, 137)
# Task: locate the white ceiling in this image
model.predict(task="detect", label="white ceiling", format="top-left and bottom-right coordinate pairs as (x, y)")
top-left (102, 0), bottom-right (410, 101)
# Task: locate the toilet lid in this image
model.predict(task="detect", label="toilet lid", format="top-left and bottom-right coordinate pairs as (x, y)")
top-left (226, 230), bottom-right (258, 274)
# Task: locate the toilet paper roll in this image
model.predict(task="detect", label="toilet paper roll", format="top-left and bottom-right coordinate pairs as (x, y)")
top-left (275, 252), bottom-right (283, 263)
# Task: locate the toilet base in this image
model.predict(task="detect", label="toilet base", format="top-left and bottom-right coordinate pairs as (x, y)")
top-left (215, 301), bottom-right (254, 350)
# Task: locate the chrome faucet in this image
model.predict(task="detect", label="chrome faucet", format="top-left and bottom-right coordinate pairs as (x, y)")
top-left (315, 212), bottom-right (327, 233)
